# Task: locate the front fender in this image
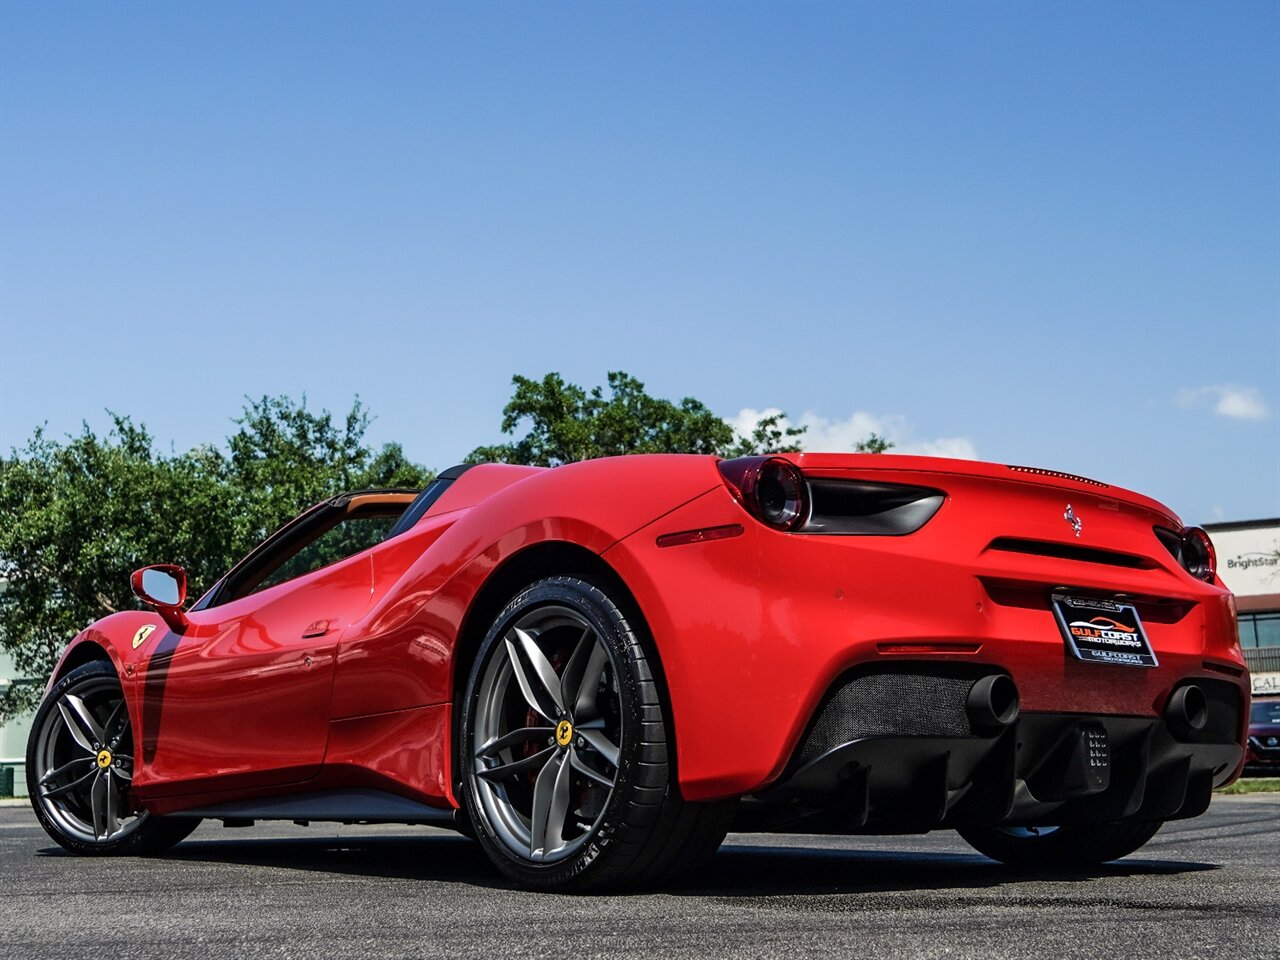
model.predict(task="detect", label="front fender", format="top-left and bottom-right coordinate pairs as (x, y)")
top-left (49, 611), bottom-right (168, 689)
top-left (45, 611), bottom-right (172, 779)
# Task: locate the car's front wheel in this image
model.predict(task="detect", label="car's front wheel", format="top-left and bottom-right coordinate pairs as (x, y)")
top-left (957, 820), bottom-right (1163, 869)
top-left (27, 660), bottom-right (198, 855)
top-left (460, 575), bottom-right (732, 891)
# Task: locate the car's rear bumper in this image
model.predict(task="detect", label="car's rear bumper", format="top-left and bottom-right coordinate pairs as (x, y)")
top-left (605, 484), bottom-right (1249, 802)
top-left (739, 665), bottom-right (1242, 832)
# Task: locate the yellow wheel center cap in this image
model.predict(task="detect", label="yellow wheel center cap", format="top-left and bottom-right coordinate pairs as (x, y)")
top-left (555, 720), bottom-right (574, 747)
top-left (96, 749), bottom-right (113, 769)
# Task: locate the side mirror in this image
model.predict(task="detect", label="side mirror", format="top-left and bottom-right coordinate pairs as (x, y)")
top-left (130, 564), bottom-right (190, 631)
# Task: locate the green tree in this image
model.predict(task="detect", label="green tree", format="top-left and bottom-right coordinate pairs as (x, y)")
top-left (0, 397), bottom-right (431, 722)
top-left (0, 378), bottom-right (889, 722)
top-left (854, 433), bottom-right (894, 454)
top-left (468, 370), bottom-right (893, 465)
top-left (468, 371), bottom-right (816, 466)
top-left (721, 412), bottom-right (809, 459)
top-left (226, 396), bottom-right (430, 546)
top-left (466, 372), bottom-right (735, 466)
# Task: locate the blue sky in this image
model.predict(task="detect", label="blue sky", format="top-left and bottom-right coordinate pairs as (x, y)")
top-left (1, 0), bottom-right (1276, 523)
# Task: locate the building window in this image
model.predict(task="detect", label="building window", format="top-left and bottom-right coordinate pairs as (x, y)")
top-left (1239, 611), bottom-right (1280, 648)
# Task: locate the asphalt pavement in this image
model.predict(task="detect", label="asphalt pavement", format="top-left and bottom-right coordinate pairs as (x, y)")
top-left (1, 795), bottom-right (1276, 960)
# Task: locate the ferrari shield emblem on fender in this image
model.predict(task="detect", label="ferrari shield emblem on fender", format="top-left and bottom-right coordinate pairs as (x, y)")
top-left (132, 624), bottom-right (156, 650)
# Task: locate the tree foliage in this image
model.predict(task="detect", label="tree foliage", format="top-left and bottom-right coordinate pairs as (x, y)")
top-left (1, 374), bottom-right (891, 722)
top-left (854, 432), bottom-right (894, 454)
top-left (720, 411), bottom-right (809, 459)
top-left (465, 372), bottom-right (737, 466)
top-left (469, 371), bottom-right (826, 466)
top-left (0, 397), bottom-right (431, 721)
top-left (227, 396), bottom-right (429, 547)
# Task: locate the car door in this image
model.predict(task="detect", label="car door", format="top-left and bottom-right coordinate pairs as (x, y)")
top-left (135, 493), bottom-right (414, 797)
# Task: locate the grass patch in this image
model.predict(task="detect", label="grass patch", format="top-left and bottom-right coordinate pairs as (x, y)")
top-left (1216, 778), bottom-right (1280, 794)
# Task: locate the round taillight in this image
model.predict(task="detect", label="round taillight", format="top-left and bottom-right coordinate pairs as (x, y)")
top-left (756, 459), bottom-right (807, 530)
top-left (717, 456), bottom-right (809, 531)
top-left (1180, 526), bottom-right (1216, 583)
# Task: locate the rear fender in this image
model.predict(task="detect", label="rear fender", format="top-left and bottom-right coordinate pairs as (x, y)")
top-left (329, 455), bottom-right (719, 719)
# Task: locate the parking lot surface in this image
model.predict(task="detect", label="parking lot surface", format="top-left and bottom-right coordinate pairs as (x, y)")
top-left (1, 794), bottom-right (1276, 959)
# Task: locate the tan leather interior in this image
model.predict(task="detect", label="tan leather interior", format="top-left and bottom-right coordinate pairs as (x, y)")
top-left (342, 492), bottom-right (418, 515)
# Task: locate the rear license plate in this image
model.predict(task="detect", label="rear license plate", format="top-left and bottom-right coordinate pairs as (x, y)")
top-left (1052, 595), bottom-right (1158, 668)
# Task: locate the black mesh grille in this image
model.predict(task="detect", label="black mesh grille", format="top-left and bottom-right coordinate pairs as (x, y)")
top-left (795, 671), bottom-right (977, 766)
top-left (987, 537), bottom-right (1156, 569)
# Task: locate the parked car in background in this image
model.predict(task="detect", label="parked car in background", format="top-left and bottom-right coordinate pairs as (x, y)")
top-left (1245, 696), bottom-right (1280, 776)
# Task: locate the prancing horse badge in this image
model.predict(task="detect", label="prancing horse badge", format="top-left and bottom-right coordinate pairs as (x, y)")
top-left (132, 624), bottom-right (157, 649)
top-left (1064, 504), bottom-right (1082, 538)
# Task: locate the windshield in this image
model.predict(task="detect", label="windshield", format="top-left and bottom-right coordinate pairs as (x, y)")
top-left (1251, 700), bottom-right (1280, 725)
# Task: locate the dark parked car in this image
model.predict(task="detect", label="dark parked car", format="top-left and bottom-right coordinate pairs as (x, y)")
top-left (1245, 696), bottom-right (1280, 776)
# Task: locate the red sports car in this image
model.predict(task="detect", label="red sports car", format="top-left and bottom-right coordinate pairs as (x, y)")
top-left (26, 454), bottom-right (1249, 889)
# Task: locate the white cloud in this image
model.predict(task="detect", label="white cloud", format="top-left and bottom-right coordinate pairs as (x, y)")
top-left (728, 406), bottom-right (786, 440)
top-left (1177, 385), bottom-right (1270, 421)
top-left (897, 435), bottom-right (981, 459)
top-left (729, 407), bottom-right (978, 460)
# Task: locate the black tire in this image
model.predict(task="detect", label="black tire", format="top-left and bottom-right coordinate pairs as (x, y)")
top-left (27, 660), bottom-right (199, 856)
top-left (957, 819), bottom-right (1164, 869)
top-left (459, 575), bottom-right (731, 891)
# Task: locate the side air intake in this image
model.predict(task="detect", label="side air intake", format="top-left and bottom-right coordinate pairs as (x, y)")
top-left (987, 537), bottom-right (1157, 570)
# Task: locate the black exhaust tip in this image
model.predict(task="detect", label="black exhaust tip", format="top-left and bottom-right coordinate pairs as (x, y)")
top-left (967, 674), bottom-right (1020, 734)
top-left (1166, 684), bottom-right (1209, 740)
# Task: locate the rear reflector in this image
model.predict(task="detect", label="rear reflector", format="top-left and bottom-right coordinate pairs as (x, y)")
top-left (656, 524), bottom-right (745, 548)
top-left (876, 642), bottom-right (982, 655)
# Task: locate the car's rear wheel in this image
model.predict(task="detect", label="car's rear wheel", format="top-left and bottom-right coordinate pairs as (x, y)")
top-left (957, 820), bottom-right (1163, 869)
top-left (27, 660), bottom-right (198, 855)
top-left (460, 575), bottom-right (732, 891)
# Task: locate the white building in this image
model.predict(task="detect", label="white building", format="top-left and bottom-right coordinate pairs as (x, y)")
top-left (1203, 518), bottom-right (1280, 695)
top-left (0, 649), bottom-right (33, 797)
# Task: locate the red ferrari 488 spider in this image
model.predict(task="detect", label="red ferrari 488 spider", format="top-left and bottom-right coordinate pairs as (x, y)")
top-left (27, 454), bottom-right (1249, 889)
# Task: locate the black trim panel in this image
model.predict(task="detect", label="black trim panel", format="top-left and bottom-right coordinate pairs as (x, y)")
top-left (175, 788), bottom-right (458, 824)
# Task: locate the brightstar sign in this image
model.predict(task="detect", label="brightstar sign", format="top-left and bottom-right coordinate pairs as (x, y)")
top-left (1208, 522), bottom-right (1280, 598)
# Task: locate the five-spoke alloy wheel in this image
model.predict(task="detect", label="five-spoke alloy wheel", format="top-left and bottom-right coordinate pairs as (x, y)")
top-left (460, 576), bottom-right (732, 891)
top-left (470, 601), bottom-right (623, 862)
top-left (27, 660), bottom-right (197, 855)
